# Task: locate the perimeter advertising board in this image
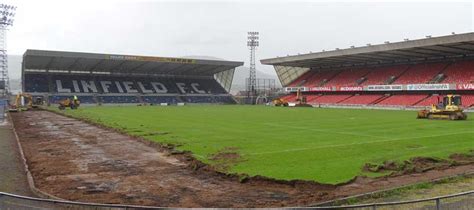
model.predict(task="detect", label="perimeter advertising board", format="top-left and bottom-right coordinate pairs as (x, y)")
top-left (286, 83), bottom-right (466, 92)
top-left (338, 86), bottom-right (363, 91)
top-left (406, 84), bottom-right (450, 91)
top-left (367, 85), bottom-right (403, 91)
top-left (456, 83), bottom-right (474, 90)
top-left (309, 87), bottom-right (333, 92)
top-left (285, 87), bottom-right (309, 92)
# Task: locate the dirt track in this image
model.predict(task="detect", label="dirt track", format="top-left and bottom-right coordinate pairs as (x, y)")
top-left (10, 111), bottom-right (474, 207)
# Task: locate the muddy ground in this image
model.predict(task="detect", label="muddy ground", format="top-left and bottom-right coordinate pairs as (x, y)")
top-left (10, 111), bottom-right (474, 207)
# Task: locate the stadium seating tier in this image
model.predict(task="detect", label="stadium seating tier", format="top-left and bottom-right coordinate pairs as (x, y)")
top-left (387, 63), bottom-right (448, 84)
top-left (442, 61), bottom-right (474, 83)
top-left (25, 73), bottom-right (234, 104)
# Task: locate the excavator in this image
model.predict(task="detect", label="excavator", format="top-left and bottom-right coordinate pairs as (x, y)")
top-left (294, 89), bottom-right (312, 107)
top-left (273, 89), bottom-right (312, 107)
top-left (417, 95), bottom-right (467, 120)
top-left (8, 93), bottom-right (40, 112)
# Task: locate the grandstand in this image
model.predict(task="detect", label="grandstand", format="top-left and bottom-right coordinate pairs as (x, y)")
top-left (261, 33), bottom-right (474, 108)
top-left (22, 50), bottom-right (243, 105)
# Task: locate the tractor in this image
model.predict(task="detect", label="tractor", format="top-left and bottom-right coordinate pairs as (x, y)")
top-left (8, 93), bottom-right (41, 112)
top-left (58, 97), bottom-right (80, 110)
top-left (417, 95), bottom-right (467, 120)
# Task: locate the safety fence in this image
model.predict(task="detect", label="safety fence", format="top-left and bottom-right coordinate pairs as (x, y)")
top-left (313, 190), bottom-right (474, 210)
top-left (1, 190), bottom-right (473, 209)
top-left (0, 192), bottom-right (164, 210)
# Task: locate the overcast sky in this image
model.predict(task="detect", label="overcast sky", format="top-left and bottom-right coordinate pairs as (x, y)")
top-left (5, 0), bottom-right (474, 78)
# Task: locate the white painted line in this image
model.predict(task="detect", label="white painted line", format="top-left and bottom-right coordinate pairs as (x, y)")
top-left (246, 131), bottom-right (474, 156)
top-left (264, 122), bottom-right (389, 139)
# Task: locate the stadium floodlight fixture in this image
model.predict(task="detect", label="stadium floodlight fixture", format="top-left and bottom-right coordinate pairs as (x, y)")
top-left (0, 3), bottom-right (16, 96)
top-left (452, 32), bottom-right (456, 35)
top-left (384, 41), bottom-right (390, 44)
top-left (247, 31), bottom-right (259, 47)
top-left (404, 38), bottom-right (409, 41)
top-left (246, 31), bottom-right (259, 100)
top-left (426, 35), bottom-right (432, 38)
top-left (0, 4), bottom-right (16, 26)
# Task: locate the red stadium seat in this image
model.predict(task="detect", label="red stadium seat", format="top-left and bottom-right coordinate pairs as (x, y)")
top-left (339, 94), bottom-right (385, 105)
top-left (414, 95), bottom-right (443, 106)
top-left (324, 68), bottom-right (370, 87)
top-left (288, 71), bottom-right (315, 87)
top-left (462, 94), bottom-right (474, 107)
top-left (376, 94), bottom-right (428, 106)
top-left (442, 61), bottom-right (474, 84)
top-left (310, 94), bottom-right (352, 104)
top-left (304, 70), bottom-right (341, 87)
top-left (393, 63), bottom-right (448, 84)
top-left (306, 94), bottom-right (322, 102)
top-left (362, 65), bottom-right (408, 85)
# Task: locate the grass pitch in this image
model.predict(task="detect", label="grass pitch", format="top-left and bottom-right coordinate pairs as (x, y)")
top-left (62, 106), bottom-right (474, 184)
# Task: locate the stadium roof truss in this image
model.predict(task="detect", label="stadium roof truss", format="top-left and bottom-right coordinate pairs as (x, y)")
top-left (22, 50), bottom-right (243, 92)
top-left (261, 32), bottom-right (474, 86)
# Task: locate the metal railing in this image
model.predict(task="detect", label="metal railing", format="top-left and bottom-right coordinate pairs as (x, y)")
top-left (1, 190), bottom-right (473, 209)
top-left (313, 190), bottom-right (474, 210)
top-left (0, 192), bottom-right (164, 210)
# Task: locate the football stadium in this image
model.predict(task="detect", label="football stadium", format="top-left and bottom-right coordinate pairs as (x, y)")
top-left (1, 32), bottom-right (472, 208)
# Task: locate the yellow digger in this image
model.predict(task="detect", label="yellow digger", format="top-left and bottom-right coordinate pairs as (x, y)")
top-left (417, 95), bottom-right (467, 120)
top-left (294, 89), bottom-right (312, 107)
top-left (273, 89), bottom-right (312, 107)
top-left (8, 93), bottom-right (39, 112)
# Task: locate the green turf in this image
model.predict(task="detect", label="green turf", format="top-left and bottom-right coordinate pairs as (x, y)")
top-left (60, 105), bottom-right (474, 184)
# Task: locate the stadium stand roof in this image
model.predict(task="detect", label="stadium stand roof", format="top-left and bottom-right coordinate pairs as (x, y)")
top-left (261, 32), bottom-right (474, 69)
top-left (23, 49), bottom-right (243, 76)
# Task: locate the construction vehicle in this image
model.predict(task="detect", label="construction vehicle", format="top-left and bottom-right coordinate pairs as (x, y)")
top-left (273, 89), bottom-right (313, 107)
top-left (8, 93), bottom-right (38, 112)
top-left (417, 94), bottom-right (467, 120)
top-left (272, 98), bottom-right (289, 106)
top-left (58, 97), bottom-right (80, 110)
top-left (294, 89), bottom-right (312, 107)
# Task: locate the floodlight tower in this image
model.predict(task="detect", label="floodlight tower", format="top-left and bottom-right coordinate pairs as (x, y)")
top-left (0, 4), bottom-right (16, 97)
top-left (247, 31), bottom-right (259, 100)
